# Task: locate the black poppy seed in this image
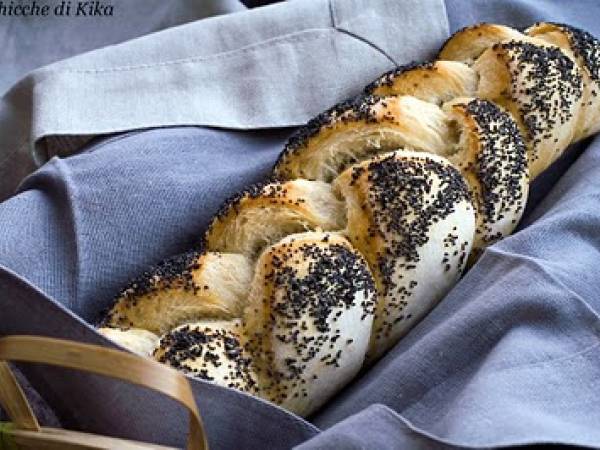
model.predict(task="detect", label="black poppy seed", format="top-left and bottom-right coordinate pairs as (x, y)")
top-left (274, 94), bottom-right (384, 174)
top-left (462, 99), bottom-right (528, 244)
top-left (363, 60), bottom-right (435, 94)
top-left (157, 325), bottom-right (257, 394)
top-left (356, 153), bottom-right (470, 296)
top-left (498, 41), bottom-right (582, 161)
top-left (100, 247), bottom-right (207, 327)
top-left (549, 23), bottom-right (600, 82)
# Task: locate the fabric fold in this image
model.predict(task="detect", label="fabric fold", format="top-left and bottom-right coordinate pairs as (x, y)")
top-left (0, 0), bottom-right (449, 201)
top-left (310, 134), bottom-right (600, 448)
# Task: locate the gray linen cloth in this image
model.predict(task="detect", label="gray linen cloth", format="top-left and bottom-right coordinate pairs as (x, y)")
top-left (0, 0), bottom-right (448, 201)
top-left (1, 0), bottom-right (600, 449)
top-left (0, 0), bottom-right (246, 95)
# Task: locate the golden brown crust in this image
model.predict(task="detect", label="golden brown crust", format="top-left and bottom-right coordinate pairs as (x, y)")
top-left (439, 23), bottom-right (528, 62)
top-left (204, 179), bottom-right (345, 258)
top-left (440, 23), bottom-right (585, 179)
top-left (274, 95), bottom-right (452, 182)
top-left (443, 98), bottom-right (529, 257)
top-left (527, 22), bottom-right (600, 140)
top-left (526, 22), bottom-right (600, 83)
top-left (473, 40), bottom-right (583, 179)
top-left (103, 251), bottom-right (253, 334)
top-left (365, 60), bottom-right (478, 105)
top-left (98, 327), bottom-right (159, 357)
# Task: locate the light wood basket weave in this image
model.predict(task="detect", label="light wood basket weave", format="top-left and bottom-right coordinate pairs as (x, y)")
top-left (0, 335), bottom-right (208, 450)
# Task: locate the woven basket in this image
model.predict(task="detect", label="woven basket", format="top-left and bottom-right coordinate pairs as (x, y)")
top-left (0, 335), bottom-right (208, 450)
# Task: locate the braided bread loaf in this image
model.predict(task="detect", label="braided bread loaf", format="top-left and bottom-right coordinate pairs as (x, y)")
top-left (98, 23), bottom-right (600, 417)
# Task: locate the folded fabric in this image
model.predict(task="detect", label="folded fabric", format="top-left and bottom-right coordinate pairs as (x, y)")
top-left (0, 127), bottom-right (321, 449)
top-left (0, 0), bottom-right (245, 96)
top-left (0, 0), bottom-right (449, 201)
